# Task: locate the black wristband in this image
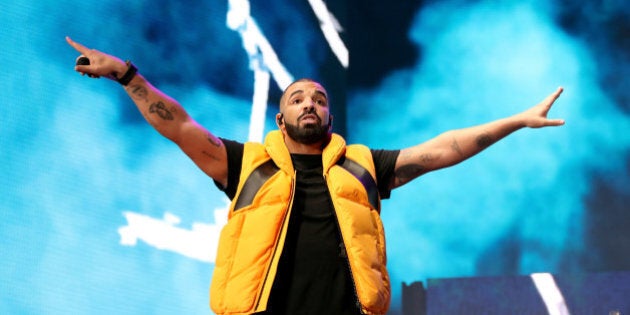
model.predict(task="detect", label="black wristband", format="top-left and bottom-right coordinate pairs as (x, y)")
top-left (117, 61), bottom-right (137, 86)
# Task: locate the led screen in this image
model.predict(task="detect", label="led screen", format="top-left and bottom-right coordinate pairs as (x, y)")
top-left (2, 1), bottom-right (628, 314)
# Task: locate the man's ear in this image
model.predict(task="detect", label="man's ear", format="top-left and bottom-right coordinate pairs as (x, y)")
top-left (276, 113), bottom-right (284, 126)
top-left (327, 115), bottom-right (333, 130)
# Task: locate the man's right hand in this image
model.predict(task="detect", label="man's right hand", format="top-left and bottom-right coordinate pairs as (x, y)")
top-left (66, 36), bottom-right (128, 81)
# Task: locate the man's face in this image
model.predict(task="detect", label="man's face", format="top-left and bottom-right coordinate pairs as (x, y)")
top-left (278, 80), bottom-right (332, 144)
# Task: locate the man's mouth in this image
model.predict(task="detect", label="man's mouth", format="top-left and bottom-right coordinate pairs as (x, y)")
top-left (300, 114), bottom-right (320, 123)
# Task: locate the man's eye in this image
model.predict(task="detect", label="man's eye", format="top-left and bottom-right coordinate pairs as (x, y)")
top-left (315, 99), bottom-right (327, 106)
top-left (291, 99), bottom-right (301, 104)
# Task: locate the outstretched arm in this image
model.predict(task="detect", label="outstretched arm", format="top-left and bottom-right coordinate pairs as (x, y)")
top-left (391, 87), bottom-right (565, 189)
top-left (66, 37), bottom-right (229, 187)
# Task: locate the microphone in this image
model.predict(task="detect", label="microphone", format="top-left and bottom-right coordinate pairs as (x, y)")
top-left (76, 56), bottom-right (90, 65)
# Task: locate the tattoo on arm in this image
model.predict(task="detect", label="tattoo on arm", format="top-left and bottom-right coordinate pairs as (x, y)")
top-left (128, 85), bottom-right (149, 102)
top-left (418, 153), bottom-right (435, 164)
top-left (202, 150), bottom-right (221, 161)
top-left (394, 153), bottom-right (435, 186)
top-left (450, 138), bottom-right (465, 158)
top-left (395, 164), bottom-right (425, 186)
top-left (206, 133), bottom-right (222, 147)
top-left (202, 133), bottom-right (223, 161)
top-left (476, 133), bottom-right (494, 148)
top-left (149, 101), bottom-right (174, 120)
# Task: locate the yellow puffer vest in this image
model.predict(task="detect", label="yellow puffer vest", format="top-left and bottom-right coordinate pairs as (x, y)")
top-left (210, 131), bottom-right (390, 315)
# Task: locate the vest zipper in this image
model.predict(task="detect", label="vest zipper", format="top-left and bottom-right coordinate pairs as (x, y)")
top-left (324, 174), bottom-right (365, 315)
top-left (253, 173), bottom-right (296, 311)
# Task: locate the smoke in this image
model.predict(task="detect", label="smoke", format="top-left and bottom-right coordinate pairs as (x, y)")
top-left (347, 0), bottom-right (630, 310)
top-left (1, 1), bottom-right (251, 314)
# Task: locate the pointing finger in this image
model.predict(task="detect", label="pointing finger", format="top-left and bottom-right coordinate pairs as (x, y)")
top-left (65, 36), bottom-right (89, 54)
top-left (541, 87), bottom-right (564, 111)
top-left (549, 87), bottom-right (563, 103)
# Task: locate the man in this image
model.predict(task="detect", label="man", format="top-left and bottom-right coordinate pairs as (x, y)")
top-left (66, 36), bottom-right (565, 315)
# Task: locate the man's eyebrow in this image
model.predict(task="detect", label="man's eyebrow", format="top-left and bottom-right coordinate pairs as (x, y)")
top-left (314, 90), bottom-right (328, 99)
top-left (289, 90), bottom-right (304, 99)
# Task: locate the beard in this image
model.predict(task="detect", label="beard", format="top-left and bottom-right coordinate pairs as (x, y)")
top-left (283, 115), bottom-right (329, 145)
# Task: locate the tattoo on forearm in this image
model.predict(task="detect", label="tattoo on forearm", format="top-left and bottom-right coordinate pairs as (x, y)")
top-left (476, 133), bottom-right (494, 148)
top-left (451, 138), bottom-right (465, 158)
top-left (149, 101), bottom-right (174, 120)
top-left (129, 85), bottom-right (148, 102)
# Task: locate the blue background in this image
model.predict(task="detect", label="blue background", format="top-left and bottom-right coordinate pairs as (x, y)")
top-left (2, 0), bottom-right (628, 314)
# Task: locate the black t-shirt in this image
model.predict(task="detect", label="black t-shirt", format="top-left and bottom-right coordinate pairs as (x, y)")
top-left (215, 138), bottom-right (399, 315)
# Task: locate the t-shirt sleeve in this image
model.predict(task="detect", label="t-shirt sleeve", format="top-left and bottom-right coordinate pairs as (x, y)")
top-left (213, 138), bottom-right (244, 200)
top-left (370, 149), bottom-right (400, 199)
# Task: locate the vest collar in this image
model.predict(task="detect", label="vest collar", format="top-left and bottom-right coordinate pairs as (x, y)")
top-left (264, 130), bottom-right (346, 174)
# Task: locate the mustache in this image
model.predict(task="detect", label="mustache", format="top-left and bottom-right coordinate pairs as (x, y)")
top-left (297, 109), bottom-right (321, 122)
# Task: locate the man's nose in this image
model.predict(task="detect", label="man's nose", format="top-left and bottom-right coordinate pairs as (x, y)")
top-left (303, 99), bottom-right (315, 110)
